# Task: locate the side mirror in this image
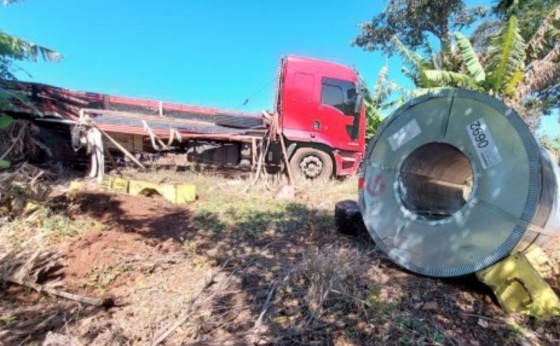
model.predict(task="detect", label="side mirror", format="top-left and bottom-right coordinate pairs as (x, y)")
top-left (354, 93), bottom-right (364, 114)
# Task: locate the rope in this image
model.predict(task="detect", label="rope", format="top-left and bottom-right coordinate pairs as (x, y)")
top-left (142, 120), bottom-right (170, 151)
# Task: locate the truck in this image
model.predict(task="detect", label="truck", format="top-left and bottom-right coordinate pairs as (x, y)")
top-left (3, 55), bottom-right (366, 179)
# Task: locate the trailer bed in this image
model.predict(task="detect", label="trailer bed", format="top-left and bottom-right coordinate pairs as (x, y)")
top-left (5, 81), bottom-right (267, 139)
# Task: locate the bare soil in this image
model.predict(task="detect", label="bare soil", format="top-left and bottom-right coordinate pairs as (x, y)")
top-left (1, 175), bottom-right (559, 346)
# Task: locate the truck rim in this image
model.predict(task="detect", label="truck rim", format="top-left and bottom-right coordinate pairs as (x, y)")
top-left (300, 155), bottom-right (324, 179)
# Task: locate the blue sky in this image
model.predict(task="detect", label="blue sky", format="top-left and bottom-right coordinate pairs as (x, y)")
top-left (1, 0), bottom-right (558, 136)
top-left (0, 0), bottom-right (388, 110)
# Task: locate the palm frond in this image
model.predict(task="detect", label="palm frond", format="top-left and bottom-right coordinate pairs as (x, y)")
top-left (421, 69), bottom-right (480, 89)
top-left (371, 65), bottom-right (391, 106)
top-left (391, 36), bottom-right (430, 73)
top-left (0, 81), bottom-right (41, 115)
top-left (486, 16), bottom-right (526, 93)
top-left (400, 66), bottom-right (417, 82)
top-left (471, 19), bottom-right (502, 52)
top-left (454, 32), bottom-right (486, 82)
top-left (421, 41), bottom-right (440, 69)
top-left (0, 32), bottom-right (62, 63)
top-left (364, 98), bottom-right (384, 138)
top-left (503, 70), bottom-right (524, 97)
top-left (527, 4), bottom-right (560, 58)
top-left (521, 46), bottom-right (560, 96)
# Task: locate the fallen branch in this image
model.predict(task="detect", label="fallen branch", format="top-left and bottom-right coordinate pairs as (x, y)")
top-left (0, 121), bottom-right (28, 162)
top-left (458, 312), bottom-right (506, 324)
top-left (150, 264), bottom-right (229, 346)
top-left (249, 281), bottom-right (278, 344)
top-left (1, 249), bottom-right (113, 308)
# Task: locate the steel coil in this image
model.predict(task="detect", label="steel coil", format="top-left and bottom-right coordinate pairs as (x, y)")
top-left (359, 89), bottom-right (560, 277)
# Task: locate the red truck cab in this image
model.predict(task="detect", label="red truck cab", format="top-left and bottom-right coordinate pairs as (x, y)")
top-left (278, 56), bottom-right (366, 179)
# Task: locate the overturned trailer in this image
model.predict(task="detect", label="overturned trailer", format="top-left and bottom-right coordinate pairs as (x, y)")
top-left (2, 56), bottom-right (367, 180)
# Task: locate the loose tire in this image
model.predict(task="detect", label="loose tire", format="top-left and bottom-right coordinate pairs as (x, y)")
top-left (290, 147), bottom-right (333, 180)
top-left (335, 200), bottom-right (368, 237)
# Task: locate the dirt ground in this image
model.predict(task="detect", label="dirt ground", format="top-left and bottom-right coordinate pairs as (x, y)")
top-left (1, 170), bottom-right (560, 346)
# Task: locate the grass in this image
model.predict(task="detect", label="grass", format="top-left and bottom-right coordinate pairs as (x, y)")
top-left (2, 168), bottom-right (560, 345)
top-left (0, 203), bottom-right (104, 250)
top-left (122, 167), bottom-right (358, 237)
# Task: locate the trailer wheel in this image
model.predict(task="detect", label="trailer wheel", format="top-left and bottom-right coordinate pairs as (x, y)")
top-left (290, 147), bottom-right (333, 180)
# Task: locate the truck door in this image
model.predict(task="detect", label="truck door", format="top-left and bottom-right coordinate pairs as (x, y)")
top-left (319, 77), bottom-right (361, 142)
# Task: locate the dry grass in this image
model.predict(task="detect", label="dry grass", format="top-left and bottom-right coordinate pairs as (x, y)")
top-left (0, 203), bottom-right (104, 252)
top-left (1, 168), bottom-right (559, 345)
top-left (289, 244), bottom-right (374, 321)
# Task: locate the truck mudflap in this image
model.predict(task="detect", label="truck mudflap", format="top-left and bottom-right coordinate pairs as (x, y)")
top-left (333, 150), bottom-right (363, 176)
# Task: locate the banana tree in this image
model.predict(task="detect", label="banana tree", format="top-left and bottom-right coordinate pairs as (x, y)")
top-left (364, 65), bottom-right (411, 139)
top-left (423, 17), bottom-right (525, 98)
top-left (394, 15), bottom-right (526, 100)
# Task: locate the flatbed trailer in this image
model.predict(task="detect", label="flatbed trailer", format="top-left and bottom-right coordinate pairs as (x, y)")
top-left (2, 55), bottom-right (367, 179)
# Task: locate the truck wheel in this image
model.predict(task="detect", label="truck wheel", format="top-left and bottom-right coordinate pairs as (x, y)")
top-left (290, 147), bottom-right (333, 180)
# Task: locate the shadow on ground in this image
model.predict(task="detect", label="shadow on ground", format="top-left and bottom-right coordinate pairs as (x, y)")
top-left (2, 190), bottom-right (560, 345)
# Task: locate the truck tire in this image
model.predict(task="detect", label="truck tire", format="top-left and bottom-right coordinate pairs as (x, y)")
top-left (290, 147), bottom-right (333, 180)
top-left (335, 200), bottom-right (368, 237)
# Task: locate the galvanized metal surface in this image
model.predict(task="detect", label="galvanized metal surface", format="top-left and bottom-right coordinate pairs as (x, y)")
top-left (359, 89), bottom-right (560, 277)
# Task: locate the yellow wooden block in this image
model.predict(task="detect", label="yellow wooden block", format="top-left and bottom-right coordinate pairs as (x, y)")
top-left (175, 184), bottom-right (196, 203)
top-left (477, 246), bottom-right (560, 317)
top-left (100, 177), bottom-right (195, 204)
top-left (524, 245), bottom-right (559, 280)
top-left (69, 181), bottom-right (86, 191)
top-left (100, 176), bottom-right (129, 193)
top-left (111, 177), bottom-right (129, 193)
top-left (99, 176), bottom-right (114, 191)
top-left (128, 180), bottom-right (195, 204)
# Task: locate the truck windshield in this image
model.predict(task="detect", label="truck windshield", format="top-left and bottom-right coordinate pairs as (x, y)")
top-left (321, 78), bottom-right (359, 117)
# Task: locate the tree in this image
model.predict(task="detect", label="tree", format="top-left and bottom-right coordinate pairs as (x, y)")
top-left (470, 1), bottom-right (560, 117)
top-left (0, 0), bottom-right (62, 168)
top-left (493, 0), bottom-right (560, 40)
top-left (353, 0), bottom-right (487, 55)
top-left (364, 67), bottom-right (390, 139)
top-left (388, 2), bottom-right (560, 131)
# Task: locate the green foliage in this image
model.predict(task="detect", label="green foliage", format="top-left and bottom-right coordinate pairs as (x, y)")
top-left (364, 99), bottom-right (383, 139)
top-left (354, 0), bottom-right (487, 54)
top-left (395, 15), bottom-right (528, 103)
top-left (363, 66), bottom-right (406, 139)
top-left (454, 32), bottom-right (486, 82)
top-left (421, 70), bottom-right (479, 89)
top-left (494, 0), bottom-right (560, 41)
top-left (486, 2), bottom-right (560, 114)
top-left (361, 1), bottom-right (559, 128)
top-left (486, 16), bottom-right (526, 95)
top-left (0, 114), bottom-right (12, 129)
top-left (540, 134), bottom-right (560, 159)
top-left (0, 0), bottom-right (62, 133)
top-left (0, 32), bottom-right (62, 66)
top-left (0, 114), bottom-right (12, 169)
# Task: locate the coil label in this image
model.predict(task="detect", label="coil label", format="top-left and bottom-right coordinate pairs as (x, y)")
top-left (389, 119), bottom-right (422, 151)
top-left (467, 118), bottom-right (502, 169)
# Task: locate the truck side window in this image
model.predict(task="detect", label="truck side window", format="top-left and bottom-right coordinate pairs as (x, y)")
top-left (321, 78), bottom-right (357, 116)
